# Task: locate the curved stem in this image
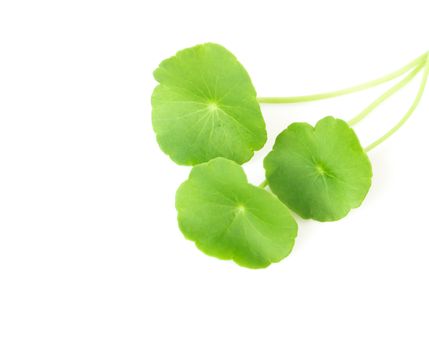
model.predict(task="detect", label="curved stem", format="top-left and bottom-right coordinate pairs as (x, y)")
top-left (257, 53), bottom-right (427, 104)
top-left (348, 64), bottom-right (424, 126)
top-left (365, 55), bottom-right (429, 152)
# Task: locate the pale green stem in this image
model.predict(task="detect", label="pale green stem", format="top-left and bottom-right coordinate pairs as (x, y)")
top-left (365, 55), bottom-right (429, 152)
top-left (257, 53), bottom-right (427, 104)
top-left (348, 64), bottom-right (424, 126)
top-left (259, 179), bottom-right (268, 188)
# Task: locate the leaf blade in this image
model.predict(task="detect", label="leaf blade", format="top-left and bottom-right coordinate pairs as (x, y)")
top-left (264, 117), bottom-right (372, 221)
top-left (152, 43), bottom-right (267, 165)
top-left (176, 158), bottom-right (298, 269)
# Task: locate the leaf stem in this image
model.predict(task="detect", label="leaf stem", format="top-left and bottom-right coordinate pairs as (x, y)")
top-left (365, 54), bottom-right (429, 152)
top-left (259, 179), bottom-right (268, 188)
top-left (348, 63), bottom-right (424, 126)
top-left (257, 53), bottom-right (427, 104)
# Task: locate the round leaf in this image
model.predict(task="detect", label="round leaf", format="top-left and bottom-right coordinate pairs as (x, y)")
top-left (176, 158), bottom-right (297, 269)
top-left (264, 117), bottom-right (372, 221)
top-left (152, 43), bottom-right (267, 165)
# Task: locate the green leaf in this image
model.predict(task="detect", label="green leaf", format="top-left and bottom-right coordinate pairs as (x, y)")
top-left (152, 43), bottom-right (267, 165)
top-left (176, 158), bottom-right (298, 269)
top-left (264, 117), bottom-right (372, 221)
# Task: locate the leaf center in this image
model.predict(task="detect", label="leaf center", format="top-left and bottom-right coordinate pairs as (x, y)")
top-left (236, 204), bottom-right (246, 214)
top-left (315, 163), bottom-right (328, 176)
top-left (207, 101), bottom-right (219, 113)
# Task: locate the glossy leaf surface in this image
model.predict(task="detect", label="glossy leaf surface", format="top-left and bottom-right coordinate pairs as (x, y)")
top-left (176, 158), bottom-right (297, 268)
top-left (152, 43), bottom-right (266, 165)
top-left (264, 117), bottom-right (372, 221)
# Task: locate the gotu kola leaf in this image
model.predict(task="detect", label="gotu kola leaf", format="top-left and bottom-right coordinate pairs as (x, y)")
top-left (176, 158), bottom-right (297, 268)
top-left (152, 43), bottom-right (267, 165)
top-left (264, 117), bottom-right (372, 222)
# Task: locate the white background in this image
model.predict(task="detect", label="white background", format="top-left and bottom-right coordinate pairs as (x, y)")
top-left (1, 0), bottom-right (428, 349)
